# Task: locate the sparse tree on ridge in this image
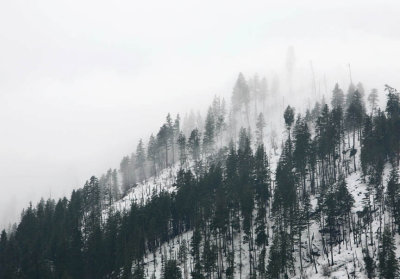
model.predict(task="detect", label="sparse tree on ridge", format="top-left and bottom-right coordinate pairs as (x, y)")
top-left (256, 112), bottom-right (266, 146)
top-left (368, 88), bottom-right (379, 114)
top-left (331, 83), bottom-right (345, 109)
top-left (203, 107), bottom-right (215, 155)
top-left (136, 139), bottom-right (146, 182)
top-left (232, 72), bottom-right (250, 128)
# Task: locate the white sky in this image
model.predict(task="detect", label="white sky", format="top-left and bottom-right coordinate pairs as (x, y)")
top-left (1, 0), bottom-right (400, 228)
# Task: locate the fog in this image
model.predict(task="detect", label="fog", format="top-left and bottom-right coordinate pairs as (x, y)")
top-left (1, 0), bottom-right (399, 228)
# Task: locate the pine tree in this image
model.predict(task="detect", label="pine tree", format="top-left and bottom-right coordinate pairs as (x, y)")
top-left (284, 105), bottom-right (295, 158)
top-left (385, 85), bottom-right (400, 163)
top-left (331, 83), bottom-right (345, 109)
top-left (136, 139), bottom-right (146, 182)
top-left (266, 230), bottom-right (294, 278)
top-left (345, 89), bottom-right (365, 171)
top-left (158, 124), bottom-right (171, 168)
top-left (357, 82), bottom-right (365, 98)
top-left (364, 247), bottom-right (375, 279)
top-left (177, 132), bottom-right (187, 167)
top-left (202, 241), bottom-right (217, 278)
top-left (132, 263), bottom-right (145, 279)
top-left (368, 88), bottom-right (379, 114)
top-left (386, 166), bottom-right (400, 231)
top-left (188, 129), bottom-right (201, 162)
top-left (191, 228), bottom-right (203, 278)
top-left (249, 74), bottom-right (260, 118)
top-left (0, 230), bottom-right (8, 278)
top-left (163, 259), bottom-right (182, 279)
top-left (147, 134), bottom-right (157, 176)
top-left (378, 226), bottom-right (399, 279)
top-left (203, 107), bottom-right (215, 154)
top-left (284, 106), bottom-right (295, 134)
top-left (178, 239), bottom-right (188, 279)
top-left (256, 113), bottom-right (266, 146)
top-left (232, 72), bottom-right (250, 127)
top-left (111, 169), bottom-right (120, 201)
top-left (120, 155), bottom-right (134, 194)
top-left (214, 97), bottom-right (226, 147)
top-left (345, 83), bottom-right (357, 109)
top-left (293, 116), bottom-right (311, 193)
top-left (254, 144), bottom-right (270, 259)
top-left (174, 114), bottom-right (181, 163)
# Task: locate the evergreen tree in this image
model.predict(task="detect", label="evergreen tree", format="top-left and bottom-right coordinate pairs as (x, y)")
top-left (132, 263), bottom-right (145, 279)
top-left (266, 230), bottom-right (294, 278)
top-left (0, 230), bottom-right (7, 278)
top-left (345, 89), bottom-right (365, 171)
top-left (147, 134), bottom-right (157, 176)
top-left (214, 97), bottom-right (226, 147)
top-left (368, 88), bottom-right (379, 114)
top-left (284, 105), bottom-right (295, 134)
top-left (345, 83), bottom-right (357, 108)
top-left (232, 72), bottom-right (250, 127)
top-left (188, 128), bottom-right (201, 161)
top-left (203, 107), bottom-right (215, 154)
top-left (177, 132), bottom-right (187, 166)
top-left (120, 155), bottom-right (135, 194)
top-left (136, 139), bottom-right (146, 182)
top-left (111, 169), bottom-right (120, 201)
top-left (331, 83), bottom-right (345, 109)
top-left (293, 116), bottom-right (311, 193)
top-left (386, 166), bottom-right (400, 231)
top-left (364, 247), bottom-right (376, 279)
top-left (284, 105), bottom-right (295, 157)
top-left (256, 112), bottom-right (266, 146)
top-left (357, 82), bottom-right (365, 98)
top-left (158, 124), bottom-right (171, 167)
top-left (385, 85), bottom-right (400, 163)
top-left (379, 226), bottom-right (399, 279)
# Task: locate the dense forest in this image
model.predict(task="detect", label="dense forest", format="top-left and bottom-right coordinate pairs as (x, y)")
top-left (1, 73), bottom-right (400, 279)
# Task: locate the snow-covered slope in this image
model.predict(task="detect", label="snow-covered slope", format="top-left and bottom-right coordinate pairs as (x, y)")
top-left (134, 162), bottom-right (398, 279)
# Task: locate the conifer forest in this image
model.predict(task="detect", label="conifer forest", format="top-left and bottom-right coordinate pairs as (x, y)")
top-left (2, 72), bottom-right (400, 278)
top-left (1, 1), bottom-right (400, 279)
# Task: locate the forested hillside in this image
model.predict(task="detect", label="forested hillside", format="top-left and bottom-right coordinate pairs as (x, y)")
top-left (1, 74), bottom-right (400, 279)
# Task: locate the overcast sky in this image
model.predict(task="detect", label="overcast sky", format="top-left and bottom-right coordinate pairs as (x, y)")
top-left (1, 0), bottom-right (399, 228)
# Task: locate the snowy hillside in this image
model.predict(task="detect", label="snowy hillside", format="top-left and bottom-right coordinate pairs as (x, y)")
top-left (2, 81), bottom-right (400, 279)
top-left (133, 148), bottom-right (400, 279)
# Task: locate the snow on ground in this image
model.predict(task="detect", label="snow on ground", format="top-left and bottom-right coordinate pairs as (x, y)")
top-left (105, 130), bottom-right (399, 278)
top-left (106, 164), bottom-right (181, 216)
top-left (303, 163), bottom-right (393, 279)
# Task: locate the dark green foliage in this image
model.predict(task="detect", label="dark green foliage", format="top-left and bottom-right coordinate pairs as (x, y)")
top-left (189, 128), bottom-right (201, 161)
top-left (385, 85), bottom-right (400, 163)
top-left (132, 264), bottom-right (145, 279)
top-left (266, 230), bottom-right (294, 278)
top-left (163, 259), bottom-right (182, 279)
top-left (284, 105), bottom-right (295, 131)
top-left (4, 83), bottom-right (400, 279)
top-left (136, 139), bottom-right (146, 182)
top-left (256, 112), bottom-right (266, 145)
top-left (331, 83), bottom-right (345, 109)
top-left (147, 134), bottom-right (158, 176)
top-left (203, 107), bottom-right (215, 154)
top-left (232, 72), bottom-right (250, 117)
top-left (120, 155), bottom-right (136, 194)
top-left (293, 116), bottom-right (311, 192)
top-left (177, 132), bottom-right (187, 166)
top-left (379, 226), bottom-right (399, 279)
top-left (345, 89), bottom-right (364, 152)
top-left (364, 249), bottom-right (375, 279)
